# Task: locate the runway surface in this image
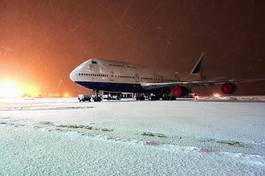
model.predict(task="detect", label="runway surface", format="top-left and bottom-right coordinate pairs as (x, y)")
top-left (0, 98), bottom-right (265, 175)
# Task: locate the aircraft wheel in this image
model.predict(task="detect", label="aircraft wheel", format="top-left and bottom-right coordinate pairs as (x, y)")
top-left (136, 96), bottom-right (145, 101)
top-left (93, 97), bottom-right (102, 102)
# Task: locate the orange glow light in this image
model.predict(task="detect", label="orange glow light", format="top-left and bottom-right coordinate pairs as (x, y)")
top-left (213, 93), bottom-right (221, 98)
top-left (0, 80), bottom-right (22, 98)
top-left (21, 84), bottom-right (40, 97)
top-left (0, 79), bottom-right (40, 98)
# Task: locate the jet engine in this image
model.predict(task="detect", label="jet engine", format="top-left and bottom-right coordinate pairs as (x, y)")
top-left (171, 86), bottom-right (191, 97)
top-left (221, 82), bottom-right (237, 94)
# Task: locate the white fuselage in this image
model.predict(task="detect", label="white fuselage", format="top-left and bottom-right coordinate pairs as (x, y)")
top-left (70, 59), bottom-right (178, 92)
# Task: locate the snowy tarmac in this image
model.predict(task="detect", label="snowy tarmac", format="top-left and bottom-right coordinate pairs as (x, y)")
top-left (0, 98), bottom-right (265, 175)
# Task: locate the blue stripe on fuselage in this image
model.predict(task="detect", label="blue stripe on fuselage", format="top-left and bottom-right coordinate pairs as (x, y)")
top-left (75, 81), bottom-right (147, 92)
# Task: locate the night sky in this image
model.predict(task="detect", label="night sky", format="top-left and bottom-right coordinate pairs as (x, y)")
top-left (0, 0), bottom-right (265, 96)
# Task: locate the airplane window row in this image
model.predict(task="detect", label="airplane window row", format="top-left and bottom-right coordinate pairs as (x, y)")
top-left (120, 75), bottom-right (134, 79)
top-left (109, 64), bottom-right (124, 67)
top-left (108, 64), bottom-right (136, 69)
top-left (78, 73), bottom-right (164, 81)
top-left (141, 77), bottom-right (153, 80)
top-left (79, 73), bottom-right (108, 77)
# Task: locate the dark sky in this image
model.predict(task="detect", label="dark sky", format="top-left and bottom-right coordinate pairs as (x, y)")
top-left (0, 0), bottom-right (265, 95)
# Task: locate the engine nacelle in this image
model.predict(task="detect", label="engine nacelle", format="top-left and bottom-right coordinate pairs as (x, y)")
top-left (171, 86), bottom-right (191, 97)
top-left (221, 82), bottom-right (237, 94)
top-left (172, 86), bottom-right (183, 97)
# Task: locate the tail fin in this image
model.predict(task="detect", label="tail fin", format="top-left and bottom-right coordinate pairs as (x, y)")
top-left (190, 53), bottom-right (205, 79)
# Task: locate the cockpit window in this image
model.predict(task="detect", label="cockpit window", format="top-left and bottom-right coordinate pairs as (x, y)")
top-left (91, 60), bottom-right (97, 64)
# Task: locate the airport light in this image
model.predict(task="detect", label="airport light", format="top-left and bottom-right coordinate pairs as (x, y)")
top-left (0, 79), bottom-right (40, 98)
top-left (213, 93), bottom-right (221, 98)
top-left (22, 84), bottom-right (40, 97)
top-left (0, 80), bottom-right (22, 98)
top-left (64, 92), bottom-right (69, 97)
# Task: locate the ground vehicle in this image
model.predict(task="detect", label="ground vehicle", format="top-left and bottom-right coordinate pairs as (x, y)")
top-left (102, 92), bottom-right (121, 100)
top-left (78, 94), bottom-right (91, 102)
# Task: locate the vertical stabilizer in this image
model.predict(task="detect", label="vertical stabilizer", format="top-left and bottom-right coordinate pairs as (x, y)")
top-left (190, 53), bottom-right (205, 79)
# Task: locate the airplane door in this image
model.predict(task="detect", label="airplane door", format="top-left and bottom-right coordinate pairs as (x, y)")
top-left (110, 71), bottom-right (114, 81)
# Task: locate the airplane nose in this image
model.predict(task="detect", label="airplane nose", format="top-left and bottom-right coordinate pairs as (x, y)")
top-left (69, 61), bottom-right (88, 82)
top-left (69, 69), bottom-right (76, 82)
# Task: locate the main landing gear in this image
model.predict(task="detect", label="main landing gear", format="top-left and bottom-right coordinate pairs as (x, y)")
top-left (135, 93), bottom-right (145, 100)
top-left (92, 90), bottom-right (102, 102)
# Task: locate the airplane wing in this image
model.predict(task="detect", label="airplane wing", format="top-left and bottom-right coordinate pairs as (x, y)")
top-left (140, 53), bottom-right (265, 93)
top-left (140, 78), bottom-right (265, 90)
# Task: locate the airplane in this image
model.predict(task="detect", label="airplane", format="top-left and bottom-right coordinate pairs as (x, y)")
top-left (69, 53), bottom-right (264, 101)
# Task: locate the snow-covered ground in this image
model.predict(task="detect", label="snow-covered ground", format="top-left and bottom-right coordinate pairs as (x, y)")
top-left (0, 98), bottom-right (265, 176)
